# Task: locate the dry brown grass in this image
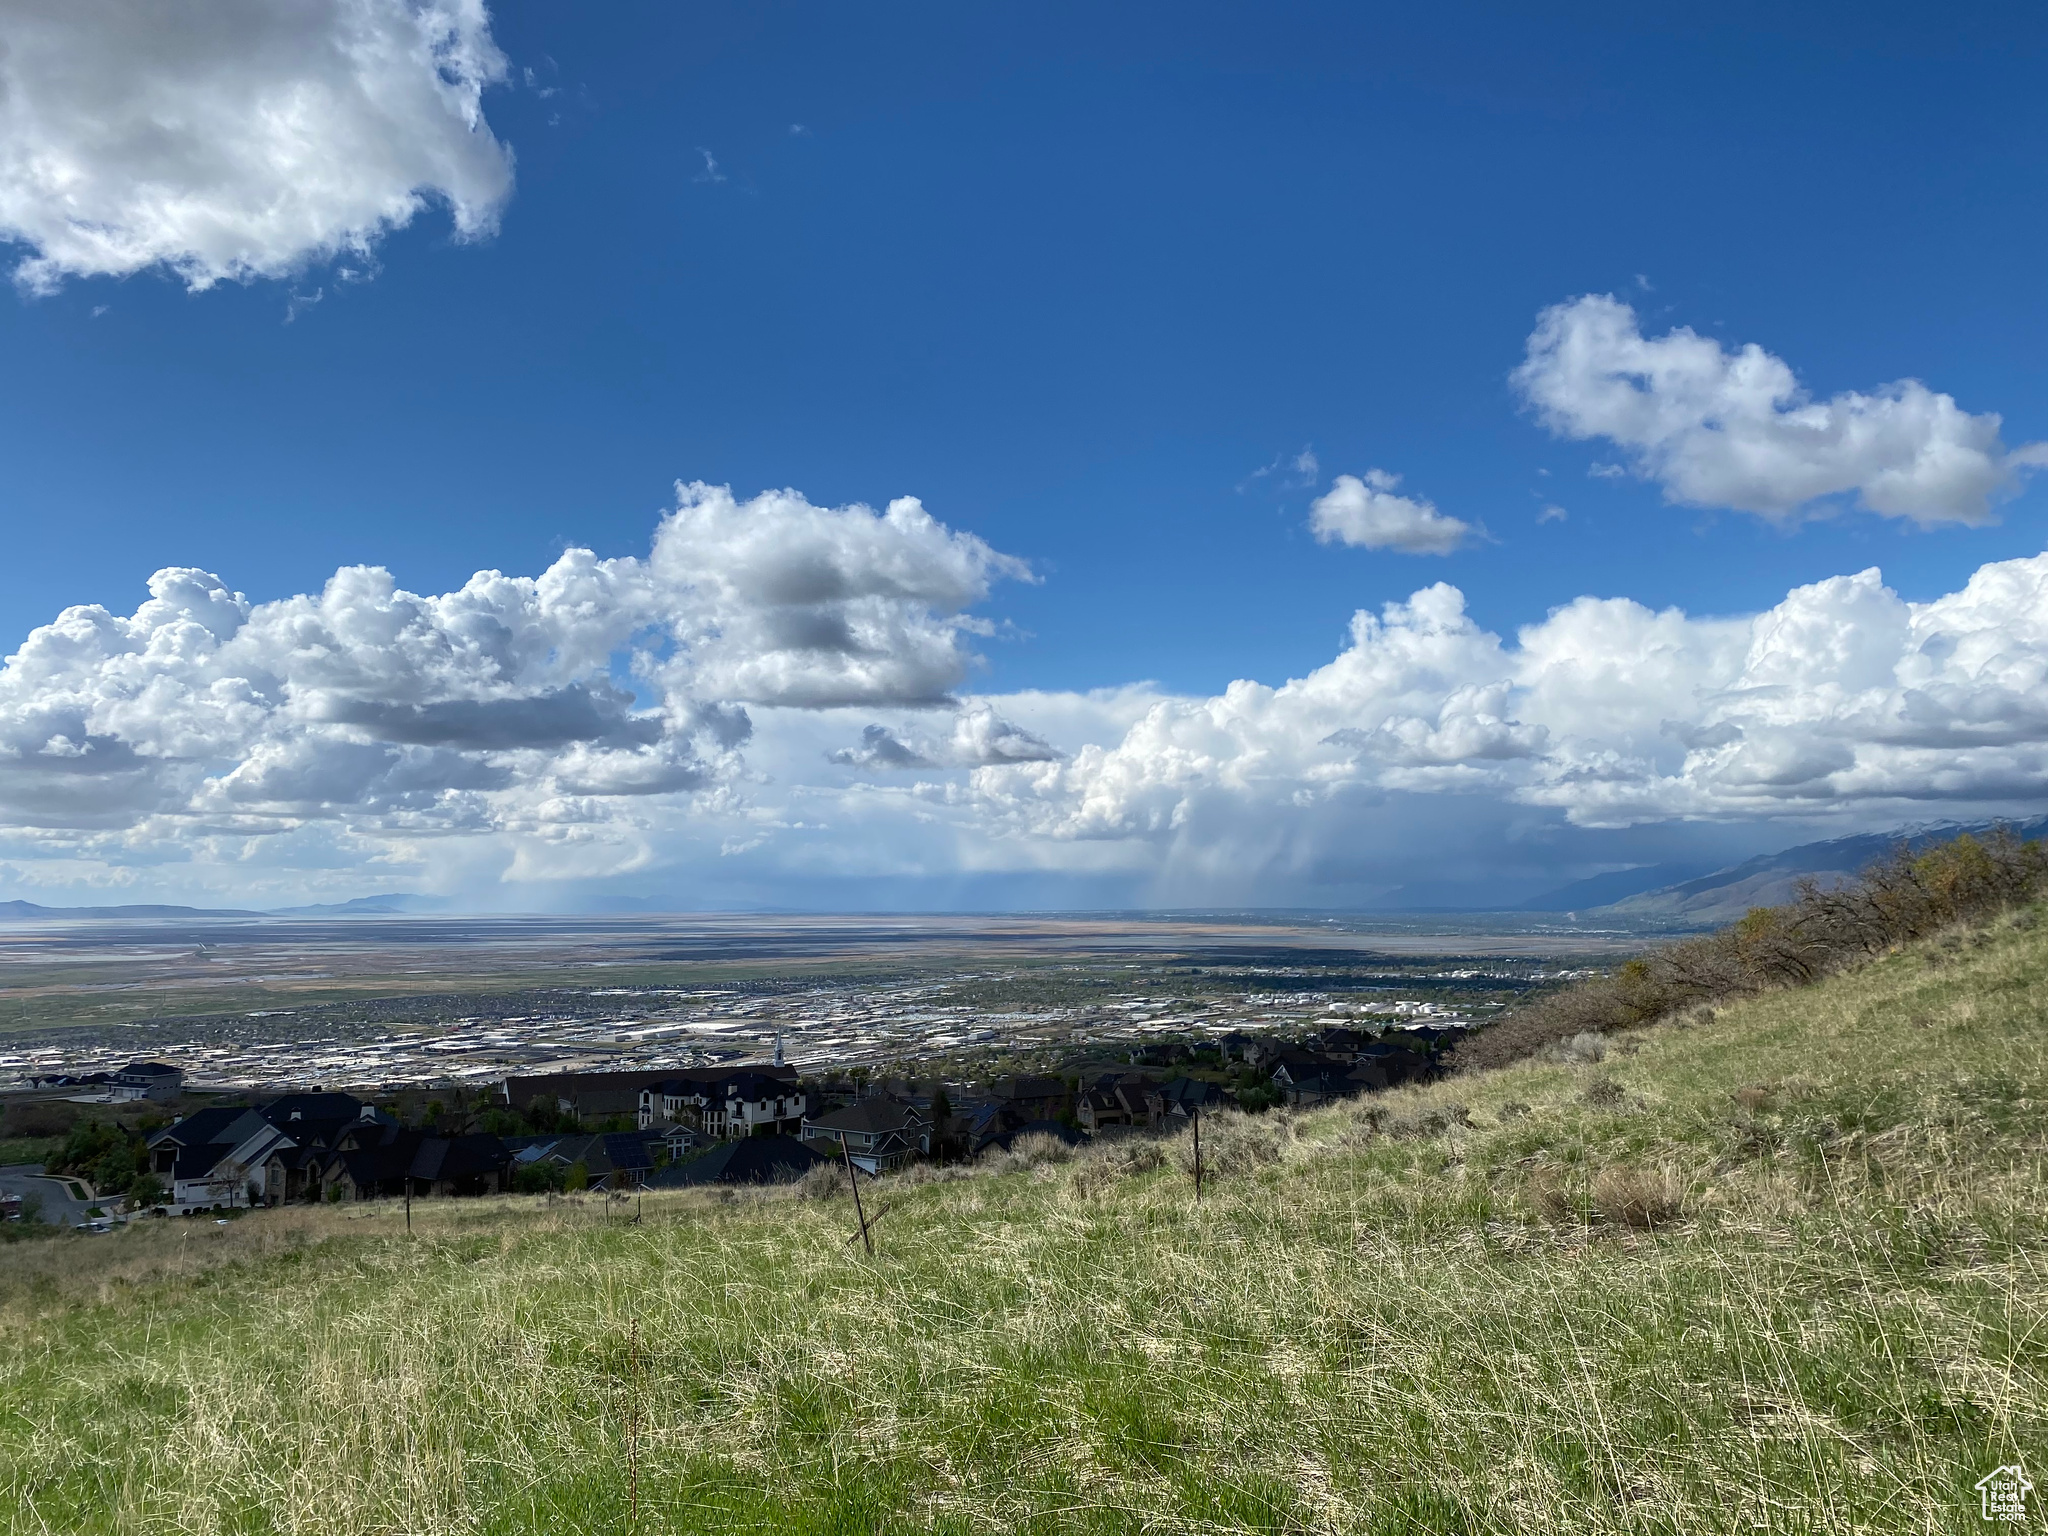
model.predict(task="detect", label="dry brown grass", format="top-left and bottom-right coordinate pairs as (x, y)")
top-left (1589, 1165), bottom-right (1685, 1229)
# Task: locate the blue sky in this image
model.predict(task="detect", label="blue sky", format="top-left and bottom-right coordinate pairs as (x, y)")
top-left (0, 0), bottom-right (2045, 910)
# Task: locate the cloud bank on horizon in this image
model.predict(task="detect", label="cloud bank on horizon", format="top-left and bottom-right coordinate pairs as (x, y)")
top-left (3, 466), bottom-right (2048, 906)
top-left (0, 0), bottom-right (512, 292)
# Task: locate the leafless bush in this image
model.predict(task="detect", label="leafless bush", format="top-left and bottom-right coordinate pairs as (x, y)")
top-left (1121, 1141), bottom-right (1170, 1175)
top-left (889, 1161), bottom-right (974, 1189)
top-left (1451, 829), bottom-right (2048, 1074)
top-left (1, 1103), bottom-right (79, 1139)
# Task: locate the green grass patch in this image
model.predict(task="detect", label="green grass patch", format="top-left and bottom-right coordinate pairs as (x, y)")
top-left (5, 911), bottom-right (2047, 1532)
top-left (0, 1135), bottom-right (61, 1166)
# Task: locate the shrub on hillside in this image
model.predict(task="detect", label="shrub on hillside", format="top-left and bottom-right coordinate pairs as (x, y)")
top-left (1452, 829), bottom-right (2048, 1074)
top-left (985, 1132), bottom-right (1077, 1174)
top-left (1383, 1103), bottom-right (1472, 1139)
top-left (796, 1161), bottom-right (848, 1200)
top-left (1171, 1110), bottom-right (1291, 1177)
top-left (1071, 1137), bottom-right (1170, 1197)
top-left (511, 1160), bottom-right (566, 1195)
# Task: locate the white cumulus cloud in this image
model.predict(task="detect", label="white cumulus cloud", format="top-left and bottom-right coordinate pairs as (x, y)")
top-left (0, 0), bottom-right (514, 293)
top-left (1515, 294), bottom-right (2048, 525)
top-left (9, 479), bottom-right (2048, 909)
top-left (967, 550), bottom-right (2048, 854)
top-left (1310, 471), bottom-right (1473, 554)
top-left (0, 484), bottom-right (1025, 848)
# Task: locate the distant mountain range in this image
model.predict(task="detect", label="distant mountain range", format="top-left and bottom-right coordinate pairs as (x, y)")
top-left (0, 900), bottom-right (264, 920)
top-left (4, 824), bottom-right (2046, 927)
top-left (1518, 818), bottom-right (2048, 927)
top-left (0, 892), bottom-right (451, 922)
top-left (268, 894), bottom-right (452, 917)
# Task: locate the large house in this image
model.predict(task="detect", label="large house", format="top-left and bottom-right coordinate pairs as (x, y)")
top-left (989, 1075), bottom-right (1067, 1121)
top-left (149, 1106), bottom-right (295, 1210)
top-left (26, 1059), bottom-right (184, 1102)
top-left (800, 1098), bottom-right (930, 1174)
top-left (312, 1124), bottom-right (513, 1201)
top-left (502, 1064), bottom-right (801, 1126)
top-left (1148, 1076), bottom-right (1225, 1121)
top-left (1075, 1073), bottom-right (1163, 1132)
top-left (1355, 1041), bottom-right (1432, 1084)
top-left (636, 1070), bottom-right (806, 1138)
top-left (113, 1061), bottom-right (183, 1101)
top-left (148, 1093), bottom-right (510, 1209)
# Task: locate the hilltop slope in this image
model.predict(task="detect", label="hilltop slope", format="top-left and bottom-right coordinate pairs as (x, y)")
top-left (1521, 816), bottom-right (2048, 927)
top-left (4, 909), bottom-right (2046, 1533)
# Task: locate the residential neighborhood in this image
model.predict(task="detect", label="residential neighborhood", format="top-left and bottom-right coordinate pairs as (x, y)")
top-left (5, 1012), bottom-right (1470, 1224)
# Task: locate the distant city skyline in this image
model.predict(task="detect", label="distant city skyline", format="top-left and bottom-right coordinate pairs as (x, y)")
top-left (0, 0), bottom-right (2044, 911)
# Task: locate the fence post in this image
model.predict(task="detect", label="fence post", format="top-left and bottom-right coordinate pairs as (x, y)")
top-left (1192, 1106), bottom-right (1203, 1203)
top-left (841, 1139), bottom-right (873, 1256)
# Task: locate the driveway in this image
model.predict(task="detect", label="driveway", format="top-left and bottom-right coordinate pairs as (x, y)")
top-left (0, 1163), bottom-right (100, 1226)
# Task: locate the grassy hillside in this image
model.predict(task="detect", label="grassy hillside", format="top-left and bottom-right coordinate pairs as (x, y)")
top-left (5, 910), bottom-right (2047, 1533)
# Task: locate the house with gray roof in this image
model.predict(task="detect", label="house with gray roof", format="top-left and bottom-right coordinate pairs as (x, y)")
top-left (650, 1135), bottom-right (827, 1187)
top-left (147, 1107), bottom-right (292, 1211)
top-left (112, 1061), bottom-right (183, 1101)
top-left (800, 1098), bottom-right (929, 1174)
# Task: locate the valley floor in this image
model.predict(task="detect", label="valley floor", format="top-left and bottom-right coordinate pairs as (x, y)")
top-left (4, 911), bottom-right (2046, 1533)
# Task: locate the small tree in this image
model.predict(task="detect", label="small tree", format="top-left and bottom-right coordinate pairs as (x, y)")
top-left (1231, 1071), bottom-right (1281, 1115)
top-left (518, 1099), bottom-right (576, 1134)
top-left (564, 1160), bottom-right (589, 1193)
top-left (513, 1160), bottom-right (566, 1195)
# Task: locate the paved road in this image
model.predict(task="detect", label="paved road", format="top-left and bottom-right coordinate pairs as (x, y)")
top-left (0, 1163), bottom-right (99, 1226)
